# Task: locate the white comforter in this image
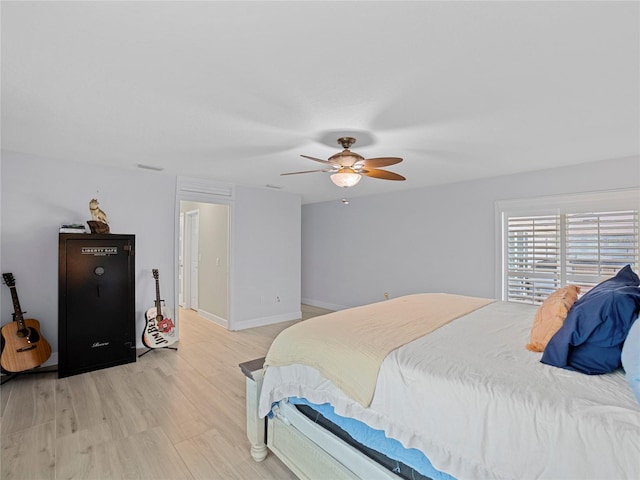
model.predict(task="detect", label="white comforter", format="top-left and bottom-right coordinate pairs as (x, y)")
top-left (259, 301), bottom-right (640, 479)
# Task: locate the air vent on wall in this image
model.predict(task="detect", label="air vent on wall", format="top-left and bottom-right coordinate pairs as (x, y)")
top-left (137, 164), bottom-right (164, 172)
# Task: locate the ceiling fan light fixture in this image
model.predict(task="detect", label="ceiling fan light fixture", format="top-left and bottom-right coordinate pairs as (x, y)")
top-left (331, 168), bottom-right (362, 188)
top-left (282, 136), bottom-right (404, 186)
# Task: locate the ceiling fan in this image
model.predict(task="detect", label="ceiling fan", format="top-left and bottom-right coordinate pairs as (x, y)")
top-left (281, 137), bottom-right (405, 187)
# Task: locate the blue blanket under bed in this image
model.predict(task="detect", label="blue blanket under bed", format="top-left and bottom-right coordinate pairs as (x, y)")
top-left (288, 397), bottom-right (455, 480)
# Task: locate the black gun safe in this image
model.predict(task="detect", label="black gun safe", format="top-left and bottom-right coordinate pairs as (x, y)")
top-left (58, 234), bottom-right (136, 378)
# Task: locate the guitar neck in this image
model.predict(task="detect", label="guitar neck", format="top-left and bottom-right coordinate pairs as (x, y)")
top-left (155, 278), bottom-right (163, 317)
top-left (8, 286), bottom-right (27, 330)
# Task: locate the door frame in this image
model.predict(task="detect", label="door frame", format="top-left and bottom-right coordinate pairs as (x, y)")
top-left (183, 209), bottom-right (200, 311)
top-left (178, 212), bottom-right (184, 307)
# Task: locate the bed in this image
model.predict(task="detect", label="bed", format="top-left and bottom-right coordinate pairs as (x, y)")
top-left (242, 288), bottom-right (640, 479)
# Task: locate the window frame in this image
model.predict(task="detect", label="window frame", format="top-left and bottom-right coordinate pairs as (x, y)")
top-left (495, 188), bottom-right (640, 303)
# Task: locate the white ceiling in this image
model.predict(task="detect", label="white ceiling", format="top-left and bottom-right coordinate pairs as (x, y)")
top-left (2, 1), bottom-right (639, 204)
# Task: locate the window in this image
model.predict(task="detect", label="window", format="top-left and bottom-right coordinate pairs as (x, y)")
top-left (498, 190), bottom-right (639, 304)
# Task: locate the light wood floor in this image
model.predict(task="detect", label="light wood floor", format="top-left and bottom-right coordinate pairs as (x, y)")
top-left (0, 305), bottom-right (332, 480)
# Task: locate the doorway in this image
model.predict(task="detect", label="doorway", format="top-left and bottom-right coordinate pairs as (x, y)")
top-left (178, 201), bottom-right (230, 327)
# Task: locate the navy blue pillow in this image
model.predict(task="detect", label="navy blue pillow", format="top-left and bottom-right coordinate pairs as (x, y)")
top-left (541, 265), bottom-right (640, 374)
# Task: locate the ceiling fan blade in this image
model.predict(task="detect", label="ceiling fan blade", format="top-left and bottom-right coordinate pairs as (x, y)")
top-left (281, 169), bottom-right (331, 176)
top-left (301, 154), bottom-right (336, 165)
top-left (361, 168), bottom-right (406, 181)
top-left (359, 157), bottom-right (403, 168)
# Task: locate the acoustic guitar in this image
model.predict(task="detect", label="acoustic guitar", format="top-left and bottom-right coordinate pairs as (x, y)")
top-left (1, 273), bottom-right (52, 373)
top-left (142, 269), bottom-right (177, 348)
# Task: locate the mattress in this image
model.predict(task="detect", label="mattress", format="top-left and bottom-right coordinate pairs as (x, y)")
top-left (259, 300), bottom-right (640, 479)
top-left (289, 397), bottom-right (453, 480)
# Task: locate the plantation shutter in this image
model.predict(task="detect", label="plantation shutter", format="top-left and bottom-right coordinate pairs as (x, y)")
top-left (506, 215), bottom-right (560, 304)
top-left (565, 210), bottom-right (639, 291)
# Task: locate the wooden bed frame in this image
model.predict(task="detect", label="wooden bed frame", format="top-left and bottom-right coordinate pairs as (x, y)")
top-left (241, 358), bottom-right (400, 479)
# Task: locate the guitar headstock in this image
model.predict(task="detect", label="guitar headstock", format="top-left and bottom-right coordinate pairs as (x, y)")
top-left (152, 269), bottom-right (159, 280)
top-left (2, 273), bottom-right (16, 287)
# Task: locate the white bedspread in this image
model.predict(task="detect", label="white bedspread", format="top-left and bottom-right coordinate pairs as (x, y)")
top-left (259, 301), bottom-right (640, 479)
top-left (265, 293), bottom-right (492, 407)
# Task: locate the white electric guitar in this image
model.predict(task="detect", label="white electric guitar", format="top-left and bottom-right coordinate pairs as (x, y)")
top-left (142, 269), bottom-right (177, 348)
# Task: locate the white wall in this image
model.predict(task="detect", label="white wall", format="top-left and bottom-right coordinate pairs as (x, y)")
top-left (232, 185), bottom-right (301, 329)
top-left (301, 156), bottom-right (640, 310)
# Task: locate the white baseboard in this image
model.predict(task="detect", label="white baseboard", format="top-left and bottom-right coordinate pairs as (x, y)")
top-left (196, 309), bottom-right (229, 329)
top-left (231, 310), bottom-right (302, 331)
top-left (301, 298), bottom-right (349, 311)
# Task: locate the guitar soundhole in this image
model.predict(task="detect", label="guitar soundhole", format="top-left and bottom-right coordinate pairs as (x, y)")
top-left (17, 327), bottom-right (39, 343)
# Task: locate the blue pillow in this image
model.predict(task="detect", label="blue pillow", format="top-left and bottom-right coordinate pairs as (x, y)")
top-left (622, 317), bottom-right (640, 403)
top-left (541, 265), bottom-right (640, 374)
